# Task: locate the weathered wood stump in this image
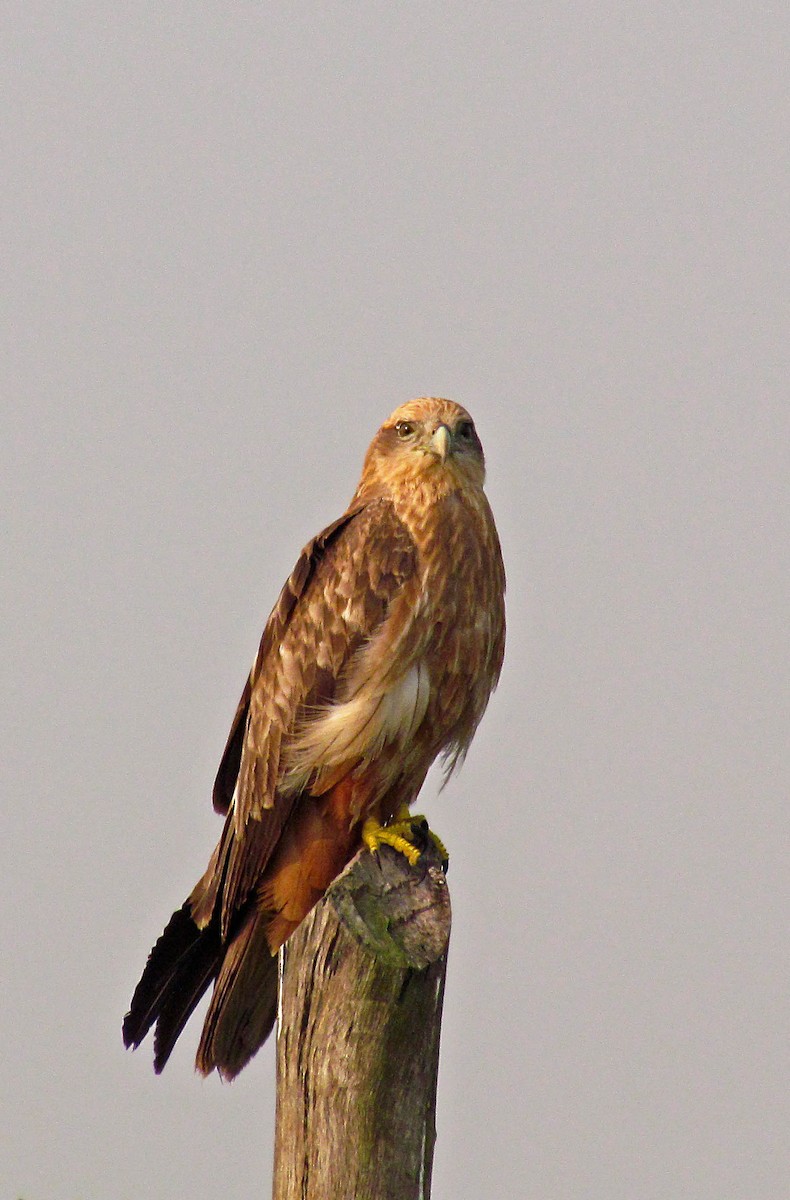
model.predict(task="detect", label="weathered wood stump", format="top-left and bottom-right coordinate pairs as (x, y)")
top-left (273, 842), bottom-right (451, 1200)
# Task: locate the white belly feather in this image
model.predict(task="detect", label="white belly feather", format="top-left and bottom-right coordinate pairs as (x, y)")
top-left (283, 661), bottom-right (431, 792)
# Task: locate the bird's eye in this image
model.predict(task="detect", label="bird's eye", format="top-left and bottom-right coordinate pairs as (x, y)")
top-left (456, 420), bottom-right (475, 440)
top-left (395, 420), bottom-right (416, 439)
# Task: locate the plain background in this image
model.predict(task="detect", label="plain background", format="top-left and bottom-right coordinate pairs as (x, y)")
top-left (2, 5), bottom-right (787, 1198)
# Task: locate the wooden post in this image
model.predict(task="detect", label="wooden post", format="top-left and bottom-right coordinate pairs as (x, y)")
top-left (272, 843), bottom-right (451, 1200)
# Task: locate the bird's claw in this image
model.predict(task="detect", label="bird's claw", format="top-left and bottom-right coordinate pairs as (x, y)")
top-left (362, 812), bottom-right (449, 872)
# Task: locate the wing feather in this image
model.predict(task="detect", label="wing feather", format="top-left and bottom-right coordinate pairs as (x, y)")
top-left (200, 499), bottom-right (419, 934)
top-left (212, 509), bottom-right (361, 815)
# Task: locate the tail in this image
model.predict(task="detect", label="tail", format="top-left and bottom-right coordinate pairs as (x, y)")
top-left (195, 908), bottom-right (278, 1079)
top-left (123, 780), bottom-right (364, 1077)
top-left (122, 900), bottom-right (279, 1079)
top-left (122, 902), bottom-right (222, 1073)
top-left (193, 787), bottom-right (357, 1078)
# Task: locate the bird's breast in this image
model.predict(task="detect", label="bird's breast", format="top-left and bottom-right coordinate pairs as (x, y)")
top-left (404, 487), bottom-right (506, 763)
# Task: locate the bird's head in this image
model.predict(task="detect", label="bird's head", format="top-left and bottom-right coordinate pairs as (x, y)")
top-left (356, 398), bottom-right (486, 501)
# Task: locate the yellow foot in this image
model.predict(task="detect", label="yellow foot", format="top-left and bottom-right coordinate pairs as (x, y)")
top-left (362, 807), bottom-right (449, 871)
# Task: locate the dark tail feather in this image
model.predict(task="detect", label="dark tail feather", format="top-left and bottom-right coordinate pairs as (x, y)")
top-left (195, 909), bottom-right (278, 1080)
top-left (122, 902), bottom-right (222, 1073)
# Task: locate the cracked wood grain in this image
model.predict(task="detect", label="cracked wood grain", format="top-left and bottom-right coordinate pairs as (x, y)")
top-left (272, 842), bottom-right (451, 1200)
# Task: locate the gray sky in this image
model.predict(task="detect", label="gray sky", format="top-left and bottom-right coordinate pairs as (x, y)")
top-left (2, 5), bottom-right (787, 1198)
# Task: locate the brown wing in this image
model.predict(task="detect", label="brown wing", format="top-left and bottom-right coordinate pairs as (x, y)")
top-left (212, 509), bottom-right (361, 817)
top-left (192, 497), bottom-right (419, 935)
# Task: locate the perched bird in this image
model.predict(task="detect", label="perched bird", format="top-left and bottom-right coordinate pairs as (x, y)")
top-left (123, 397), bottom-right (506, 1079)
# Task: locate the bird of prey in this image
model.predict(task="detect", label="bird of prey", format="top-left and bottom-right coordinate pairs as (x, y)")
top-left (123, 397), bottom-right (506, 1079)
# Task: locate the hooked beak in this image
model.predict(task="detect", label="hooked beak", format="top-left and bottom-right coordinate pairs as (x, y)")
top-left (429, 424), bottom-right (451, 462)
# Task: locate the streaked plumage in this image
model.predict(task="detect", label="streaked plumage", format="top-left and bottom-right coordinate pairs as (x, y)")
top-left (123, 398), bottom-right (505, 1078)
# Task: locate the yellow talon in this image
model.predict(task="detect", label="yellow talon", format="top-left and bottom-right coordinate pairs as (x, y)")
top-left (362, 816), bottom-right (422, 866)
top-left (398, 805), bottom-right (449, 866)
top-left (362, 810), bottom-right (449, 870)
